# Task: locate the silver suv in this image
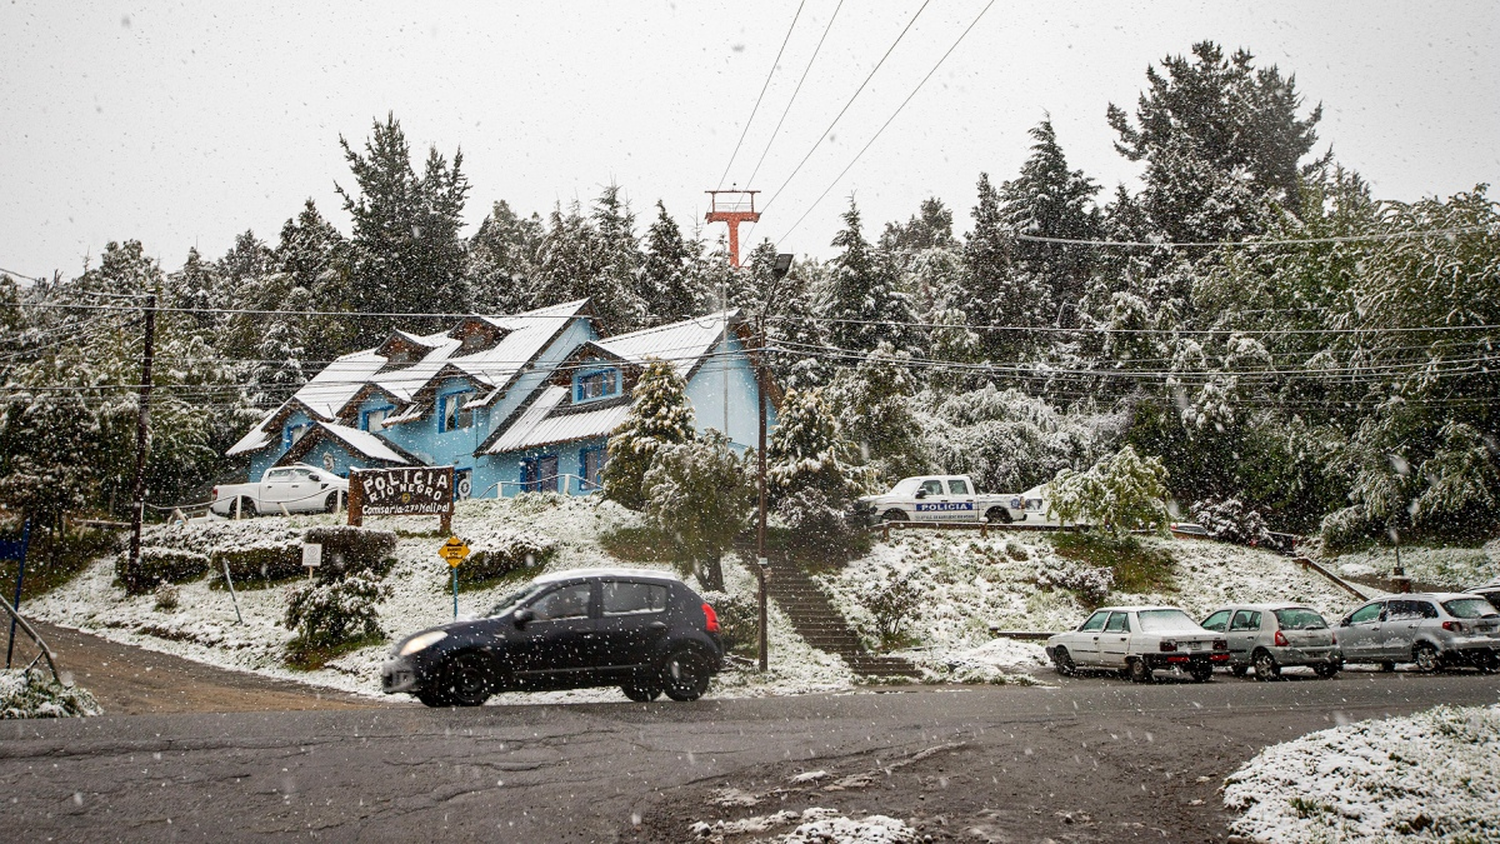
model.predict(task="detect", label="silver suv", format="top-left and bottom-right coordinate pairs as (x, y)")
top-left (1336, 592), bottom-right (1500, 673)
top-left (1200, 604), bottom-right (1341, 680)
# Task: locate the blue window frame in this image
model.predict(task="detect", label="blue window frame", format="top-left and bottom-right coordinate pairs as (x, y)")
top-left (282, 421), bottom-right (310, 451)
top-left (573, 367), bottom-right (620, 404)
top-left (360, 405), bottom-right (394, 432)
top-left (579, 446), bottom-right (607, 491)
top-left (439, 390), bottom-right (475, 432)
top-left (521, 455), bottom-right (559, 493)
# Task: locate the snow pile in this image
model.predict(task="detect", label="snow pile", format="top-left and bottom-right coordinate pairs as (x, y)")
top-left (1329, 542), bottom-right (1498, 589)
top-left (0, 669), bottom-right (102, 718)
top-left (690, 808), bottom-right (915, 843)
top-left (1224, 704), bottom-right (1500, 842)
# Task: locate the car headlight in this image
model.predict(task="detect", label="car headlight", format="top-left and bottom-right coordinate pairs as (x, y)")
top-left (398, 630), bottom-right (447, 656)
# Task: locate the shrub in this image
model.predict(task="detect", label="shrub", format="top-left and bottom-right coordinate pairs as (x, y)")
top-left (1191, 498), bottom-right (1272, 547)
top-left (867, 568), bottom-right (922, 648)
top-left (117, 547), bottom-right (210, 594)
top-left (212, 540), bottom-right (304, 586)
top-left (283, 572), bottom-right (391, 648)
top-left (1, 668), bottom-right (103, 719)
top-left (700, 588), bottom-right (757, 658)
top-left (1036, 558), bottom-right (1115, 606)
top-left (775, 487), bottom-right (867, 564)
top-left (456, 529), bottom-right (556, 584)
top-left (152, 581), bottom-right (181, 612)
top-left (302, 526), bottom-right (397, 582)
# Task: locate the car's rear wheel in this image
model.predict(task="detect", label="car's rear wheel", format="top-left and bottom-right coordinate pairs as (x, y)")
top-left (1052, 647), bottom-right (1076, 677)
top-left (661, 648), bottom-right (712, 701)
top-left (1252, 650), bottom-right (1280, 681)
top-left (236, 496), bottom-right (257, 518)
top-left (1127, 658), bottom-right (1152, 684)
top-left (1313, 661), bottom-right (1341, 679)
top-left (622, 684), bottom-right (662, 702)
top-left (984, 507), bottom-right (1012, 524)
top-left (1379, 660), bottom-right (1396, 672)
top-left (1190, 663), bottom-right (1213, 683)
top-left (1229, 664), bottom-right (1250, 678)
top-left (1413, 642), bottom-right (1440, 673)
top-left (440, 652), bottom-right (494, 707)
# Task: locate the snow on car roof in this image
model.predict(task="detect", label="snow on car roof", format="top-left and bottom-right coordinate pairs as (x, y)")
top-left (531, 567), bottom-right (687, 585)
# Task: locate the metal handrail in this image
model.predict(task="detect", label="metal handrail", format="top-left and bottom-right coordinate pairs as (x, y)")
top-left (0, 595), bottom-right (65, 686)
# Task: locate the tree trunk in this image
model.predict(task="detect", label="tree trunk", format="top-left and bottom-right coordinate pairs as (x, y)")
top-left (696, 553), bottom-right (725, 593)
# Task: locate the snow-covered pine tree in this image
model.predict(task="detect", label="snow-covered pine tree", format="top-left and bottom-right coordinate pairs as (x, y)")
top-left (639, 200), bottom-right (698, 327)
top-left (820, 199), bottom-right (918, 359)
top-left (603, 358), bottom-right (695, 511)
top-left (642, 430), bottom-right (751, 592)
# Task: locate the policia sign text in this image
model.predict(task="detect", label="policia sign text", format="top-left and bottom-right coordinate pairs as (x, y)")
top-left (348, 467), bottom-right (456, 532)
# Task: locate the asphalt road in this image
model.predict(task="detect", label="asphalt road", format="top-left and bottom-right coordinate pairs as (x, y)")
top-left (4, 631), bottom-right (1499, 843)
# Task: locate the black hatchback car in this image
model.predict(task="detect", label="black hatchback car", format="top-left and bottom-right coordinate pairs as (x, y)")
top-left (382, 568), bottom-right (724, 707)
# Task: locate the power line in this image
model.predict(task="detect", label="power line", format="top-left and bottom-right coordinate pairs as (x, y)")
top-left (776, 0), bottom-right (997, 245)
top-left (758, 0), bottom-right (933, 221)
top-left (716, 0), bottom-right (808, 192)
top-left (1015, 225), bottom-right (1497, 249)
top-left (744, 0), bottom-right (845, 190)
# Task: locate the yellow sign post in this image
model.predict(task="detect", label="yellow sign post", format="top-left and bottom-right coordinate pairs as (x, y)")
top-left (438, 537), bottom-right (470, 619)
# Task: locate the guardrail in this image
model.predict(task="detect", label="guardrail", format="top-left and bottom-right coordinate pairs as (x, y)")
top-left (869, 520), bottom-right (1077, 540)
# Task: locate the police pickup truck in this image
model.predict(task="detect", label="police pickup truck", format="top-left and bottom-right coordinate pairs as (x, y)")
top-left (854, 475), bottom-right (1027, 525)
top-left (210, 463), bottom-right (349, 517)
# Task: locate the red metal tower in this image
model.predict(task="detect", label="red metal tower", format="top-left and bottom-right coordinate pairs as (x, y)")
top-left (705, 189), bottom-right (761, 268)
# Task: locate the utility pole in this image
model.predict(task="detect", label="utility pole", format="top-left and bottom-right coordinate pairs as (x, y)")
top-left (755, 253), bottom-right (795, 673)
top-left (125, 293), bottom-right (157, 591)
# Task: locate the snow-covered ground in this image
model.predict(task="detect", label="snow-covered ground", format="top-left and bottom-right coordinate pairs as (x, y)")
top-left (17, 496), bottom-right (1500, 842)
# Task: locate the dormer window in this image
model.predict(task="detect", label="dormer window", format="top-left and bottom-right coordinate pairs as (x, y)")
top-left (440, 389), bottom-right (475, 432)
top-left (574, 367), bottom-right (620, 404)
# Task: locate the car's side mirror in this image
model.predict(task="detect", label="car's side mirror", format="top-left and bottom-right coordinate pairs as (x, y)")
top-left (513, 607), bottom-right (535, 628)
top-left (914, 490), bottom-right (927, 499)
top-left (308, 474), bottom-right (321, 483)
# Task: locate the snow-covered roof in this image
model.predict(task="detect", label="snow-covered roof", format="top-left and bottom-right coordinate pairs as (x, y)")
top-left (484, 385), bottom-right (631, 454)
top-left (226, 426), bottom-right (273, 456)
top-left (594, 309), bottom-right (737, 379)
top-left (312, 422), bottom-right (413, 464)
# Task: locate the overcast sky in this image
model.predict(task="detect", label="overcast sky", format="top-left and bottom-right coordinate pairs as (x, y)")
top-left (3, 1), bottom-right (1496, 284)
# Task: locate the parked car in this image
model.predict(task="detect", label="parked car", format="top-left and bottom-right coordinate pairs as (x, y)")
top-left (1199, 603), bottom-right (1341, 680)
top-left (1045, 605), bottom-right (1229, 683)
top-left (1462, 579), bottom-right (1500, 612)
top-left (382, 568), bottom-right (724, 707)
top-left (853, 475), bottom-right (1027, 525)
top-left (1336, 592), bottom-right (1500, 673)
top-left (210, 464), bottom-right (348, 516)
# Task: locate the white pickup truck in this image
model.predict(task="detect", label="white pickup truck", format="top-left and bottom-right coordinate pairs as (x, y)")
top-left (210, 464), bottom-right (349, 516)
top-left (854, 474), bottom-right (1027, 525)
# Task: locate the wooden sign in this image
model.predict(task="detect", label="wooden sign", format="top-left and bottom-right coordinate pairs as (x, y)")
top-left (348, 466), bottom-right (457, 532)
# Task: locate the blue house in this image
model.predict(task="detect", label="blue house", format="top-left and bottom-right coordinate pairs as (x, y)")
top-left (226, 300), bottom-right (778, 499)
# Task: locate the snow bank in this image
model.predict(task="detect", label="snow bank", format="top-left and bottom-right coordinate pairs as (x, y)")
top-left (0, 668), bottom-right (102, 718)
top-left (1224, 704), bottom-right (1500, 842)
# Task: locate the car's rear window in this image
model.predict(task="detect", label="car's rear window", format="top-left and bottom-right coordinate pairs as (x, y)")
top-left (1274, 608), bottom-right (1328, 630)
top-left (1443, 598), bottom-right (1500, 620)
top-left (602, 581), bottom-right (668, 615)
top-left (1137, 609), bottom-right (1199, 632)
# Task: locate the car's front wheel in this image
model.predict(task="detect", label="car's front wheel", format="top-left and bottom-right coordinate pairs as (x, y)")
top-left (439, 652), bottom-right (494, 707)
top-left (1313, 661), bottom-right (1341, 679)
top-left (661, 648), bottom-right (712, 701)
top-left (880, 509), bottom-right (908, 523)
top-left (1052, 647), bottom-right (1076, 677)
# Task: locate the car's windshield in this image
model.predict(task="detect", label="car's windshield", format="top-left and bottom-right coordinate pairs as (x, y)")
top-left (1274, 608), bottom-right (1328, 630)
top-left (486, 583), bottom-right (546, 617)
top-left (1136, 609), bottom-right (1200, 632)
top-left (1443, 598), bottom-right (1500, 620)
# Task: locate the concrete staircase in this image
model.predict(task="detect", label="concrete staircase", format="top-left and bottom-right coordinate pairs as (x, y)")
top-left (761, 552), bottom-right (920, 680)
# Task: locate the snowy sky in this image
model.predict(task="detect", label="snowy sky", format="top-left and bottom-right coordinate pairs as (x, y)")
top-left (2, 0), bottom-right (1496, 283)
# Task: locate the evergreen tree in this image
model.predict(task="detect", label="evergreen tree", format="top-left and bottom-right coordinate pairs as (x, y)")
top-left (272, 199), bottom-right (354, 359)
top-left (880, 197), bottom-right (958, 266)
top-left (639, 200), bottom-right (697, 325)
top-left (603, 358), bottom-right (696, 510)
top-left (825, 341), bottom-right (929, 483)
top-left (820, 199), bottom-right (917, 357)
top-left (962, 173), bottom-right (1019, 364)
top-left (467, 199), bottom-right (543, 315)
top-left (167, 247), bottom-right (222, 336)
top-left (766, 387), bottom-right (869, 507)
top-left (1000, 119), bottom-right (1102, 329)
top-left (1107, 41), bottom-right (1325, 244)
top-left (336, 113), bottom-right (470, 342)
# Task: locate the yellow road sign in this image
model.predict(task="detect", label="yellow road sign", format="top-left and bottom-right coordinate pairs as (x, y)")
top-left (438, 537), bottom-right (470, 567)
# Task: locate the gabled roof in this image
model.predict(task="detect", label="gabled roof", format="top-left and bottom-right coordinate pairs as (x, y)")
top-left (278, 421), bottom-right (422, 467)
top-left (594, 309), bottom-right (739, 382)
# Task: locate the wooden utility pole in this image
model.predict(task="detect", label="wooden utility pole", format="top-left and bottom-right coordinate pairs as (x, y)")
top-left (125, 293), bottom-right (157, 591)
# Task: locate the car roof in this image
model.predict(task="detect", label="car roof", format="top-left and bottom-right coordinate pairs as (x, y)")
top-left (1362, 592), bottom-right (1484, 603)
top-left (531, 567), bottom-right (685, 585)
top-left (1091, 605), bottom-right (1188, 613)
top-left (1205, 603), bottom-right (1321, 613)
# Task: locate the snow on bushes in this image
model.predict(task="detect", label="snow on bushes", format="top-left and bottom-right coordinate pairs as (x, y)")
top-left (1035, 557), bottom-right (1115, 606)
top-left (117, 547), bottom-right (210, 593)
top-left (456, 525), bottom-right (556, 584)
top-left (302, 525), bottom-right (397, 581)
top-left (1, 669), bottom-right (102, 718)
top-left (283, 572), bottom-right (391, 647)
top-left (1191, 497), bottom-right (1272, 546)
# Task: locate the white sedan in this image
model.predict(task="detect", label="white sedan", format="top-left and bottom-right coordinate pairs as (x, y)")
top-left (1045, 605), bottom-right (1229, 682)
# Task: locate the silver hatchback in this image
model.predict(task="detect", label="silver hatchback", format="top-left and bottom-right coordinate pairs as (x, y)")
top-left (1200, 604), bottom-right (1341, 680)
top-left (1336, 592), bottom-right (1500, 673)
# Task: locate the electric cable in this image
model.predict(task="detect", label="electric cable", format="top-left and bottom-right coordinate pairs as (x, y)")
top-left (716, 0), bottom-right (808, 192)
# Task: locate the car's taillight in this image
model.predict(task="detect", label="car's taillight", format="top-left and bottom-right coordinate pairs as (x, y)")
top-left (211, 486), bottom-right (219, 498)
top-left (1442, 620), bottom-right (1465, 632)
top-left (1274, 630), bottom-right (1289, 647)
top-left (701, 602), bottom-right (720, 634)
top-left (1213, 638), bottom-right (1228, 651)
top-left (1330, 632), bottom-right (1337, 645)
top-left (1159, 640), bottom-right (1177, 652)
